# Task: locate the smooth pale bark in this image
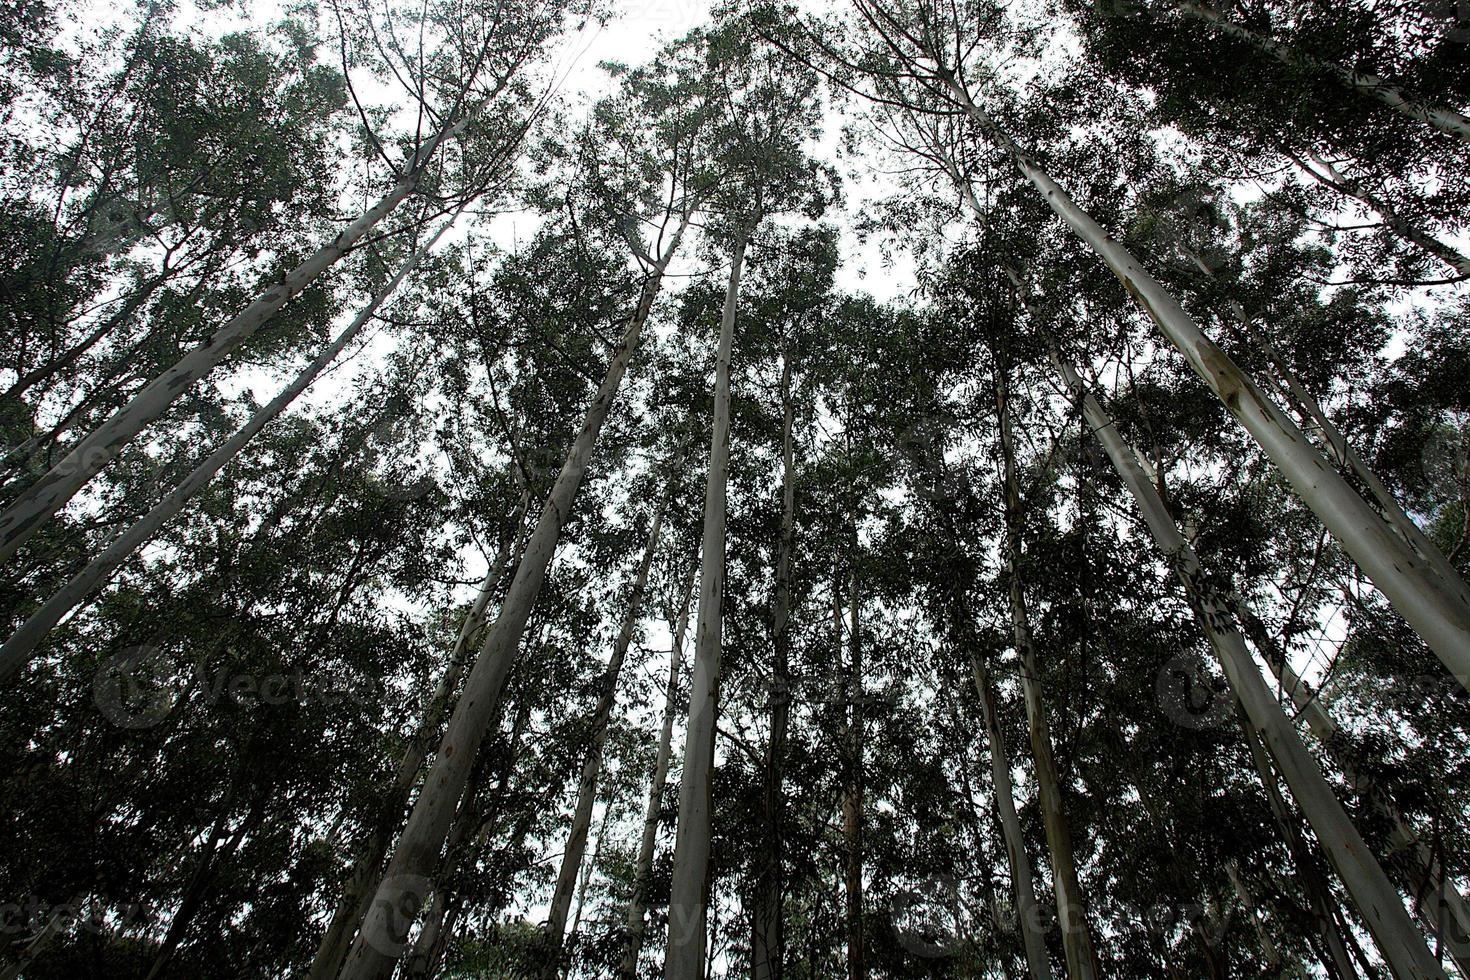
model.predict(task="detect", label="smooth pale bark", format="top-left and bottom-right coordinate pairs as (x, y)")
top-left (0, 119), bottom-right (472, 567)
top-left (970, 653), bottom-right (1054, 980)
top-left (1242, 317), bottom-right (1468, 599)
top-left (619, 562), bottom-right (697, 980)
top-left (1234, 705), bottom-right (1360, 979)
top-left (752, 353), bottom-right (796, 980)
top-left (1184, 245), bottom-right (1469, 601)
top-left (841, 568), bottom-right (865, 980)
top-left (1288, 154), bottom-right (1470, 278)
top-left (405, 698), bottom-right (534, 980)
top-left (994, 363), bottom-right (1100, 980)
top-left (307, 489), bottom-right (529, 980)
top-left (568, 797), bottom-right (612, 947)
top-left (1226, 860), bottom-right (1282, 970)
top-left (341, 213), bottom-right (693, 980)
top-left (0, 212), bottom-right (462, 685)
top-left (1237, 606), bottom-right (1470, 976)
top-left (546, 483), bottom-right (672, 945)
top-left (946, 691), bottom-right (1021, 980)
top-left (665, 227), bottom-right (749, 980)
top-left (1050, 352), bottom-right (1448, 979)
top-left (925, 70), bottom-right (1470, 690)
top-left (1171, 0), bottom-right (1470, 143)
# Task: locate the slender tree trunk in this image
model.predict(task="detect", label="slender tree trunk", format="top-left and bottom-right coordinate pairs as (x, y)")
top-left (0, 116), bottom-right (478, 566)
top-left (970, 653), bottom-right (1053, 980)
top-left (928, 65), bottom-right (1470, 689)
top-left (142, 791), bottom-right (236, 980)
top-left (947, 696), bottom-right (1021, 980)
top-left (752, 352), bottom-right (796, 980)
top-left (1049, 350), bottom-right (1448, 979)
top-left (1245, 314), bottom-right (1467, 595)
top-left (665, 226), bottom-right (749, 979)
top-left (1286, 153), bottom-right (1470, 278)
top-left (546, 480), bottom-right (673, 945)
top-left (1235, 710), bottom-right (1359, 980)
top-left (841, 566), bottom-right (865, 980)
top-left (341, 213), bottom-right (694, 980)
top-left (620, 563), bottom-right (697, 980)
top-left (307, 485), bottom-right (529, 980)
top-left (568, 796), bottom-right (612, 954)
top-left (993, 361), bottom-right (1100, 980)
top-left (0, 211), bottom-right (463, 684)
top-left (1171, 0), bottom-right (1470, 143)
top-left (1237, 604), bottom-right (1470, 976)
top-left (1226, 859), bottom-right (1282, 971)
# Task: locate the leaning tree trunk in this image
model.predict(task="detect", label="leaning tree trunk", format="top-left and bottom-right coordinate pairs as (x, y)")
top-left (1183, 246), bottom-right (1468, 598)
top-left (994, 361), bottom-right (1101, 980)
top-left (0, 210), bottom-right (464, 684)
top-left (1285, 153), bottom-right (1470, 278)
top-left (1049, 350), bottom-right (1448, 979)
top-left (664, 226), bottom-right (750, 980)
top-left (752, 352), bottom-right (796, 980)
top-left (925, 61), bottom-right (1470, 690)
top-left (0, 116), bottom-right (476, 567)
top-left (1235, 604), bottom-right (1470, 976)
top-left (1171, 0), bottom-right (1470, 143)
top-left (970, 653), bottom-right (1054, 980)
top-left (545, 478), bottom-right (673, 947)
top-left (341, 212), bottom-right (694, 980)
top-left (307, 485), bottom-right (529, 980)
top-left (619, 562), bottom-right (698, 980)
top-left (1225, 860), bottom-right (1283, 972)
top-left (1233, 705), bottom-right (1359, 979)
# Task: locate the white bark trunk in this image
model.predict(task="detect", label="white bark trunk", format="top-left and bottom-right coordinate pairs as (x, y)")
top-left (307, 487), bottom-right (529, 980)
top-left (995, 364), bottom-right (1100, 980)
top-left (546, 485), bottom-right (671, 943)
top-left (1172, 0), bottom-right (1470, 142)
top-left (340, 213), bottom-right (693, 980)
top-left (936, 74), bottom-right (1470, 691)
top-left (0, 117), bottom-right (471, 566)
top-left (1050, 352), bottom-right (1448, 979)
top-left (0, 211), bottom-right (462, 684)
top-left (971, 654), bottom-right (1054, 980)
top-left (619, 562), bottom-right (697, 980)
top-left (665, 228), bottom-right (749, 980)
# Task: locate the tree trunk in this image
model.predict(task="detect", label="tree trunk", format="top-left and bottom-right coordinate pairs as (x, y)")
top-left (620, 562), bottom-right (697, 980)
top-left (0, 211), bottom-right (463, 684)
top-left (307, 485), bottom-right (529, 980)
top-left (1237, 604), bottom-right (1470, 976)
top-left (1172, 0), bottom-right (1470, 143)
top-left (1234, 710), bottom-right (1359, 980)
top-left (930, 67), bottom-right (1470, 690)
top-left (970, 654), bottom-right (1054, 980)
top-left (842, 566), bottom-right (865, 980)
top-left (752, 351), bottom-right (796, 980)
top-left (1286, 153), bottom-right (1470, 278)
top-left (993, 361), bottom-right (1100, 980)
top-left (546, 479), bottom-right (673, 945)
top-left (664, 227), bottom-right (749, 980)
top-left (0, 117), bottom-right (474, 565)
top-left (1225, 859), bottom-right (1282, 971)
top-left (1050, 350), bottom-right (1448, 979)
top-left (341, 212), bottom-right (693, 980)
